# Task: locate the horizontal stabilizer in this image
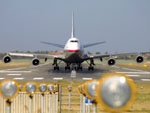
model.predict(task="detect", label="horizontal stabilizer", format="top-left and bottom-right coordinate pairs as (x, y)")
top-left (83, 41), bottom-right (106, 48)
top-left (41, 41), bottom-right (65, 48)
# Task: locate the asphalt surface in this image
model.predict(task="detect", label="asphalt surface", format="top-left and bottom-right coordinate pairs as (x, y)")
top-left (0, 63), bottom-right (150, 82)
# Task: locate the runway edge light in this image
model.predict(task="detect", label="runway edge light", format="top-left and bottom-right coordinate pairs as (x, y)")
top-left (0, 79), bottom-right (19, 100)
top-left (24, 81), bottom-right (37, 96)
top-left (84, 79), bottom-right (100, 101)
top-left (96, 73), bottom-right (136, 113)
top-left (39, 83), bottom-right (47, 94)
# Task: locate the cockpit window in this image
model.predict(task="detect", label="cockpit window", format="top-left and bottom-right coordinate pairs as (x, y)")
top-left (70, 40), bottom-right (78, 42)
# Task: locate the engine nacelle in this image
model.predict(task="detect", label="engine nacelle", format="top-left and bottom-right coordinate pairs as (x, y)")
top-left (136, 56), bottom-right (144, 63)
top-left (108, 59), bottom-right (116, 66)
top-left (3, 55), bottom-right (11, 64)
top-left (32, 58), bottom-right (40, 66)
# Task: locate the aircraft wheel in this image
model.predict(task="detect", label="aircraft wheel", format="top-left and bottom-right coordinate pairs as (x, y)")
top-left (88, 67), bottom-right (91, 71)
top-left (91, 67), bottom-right (94, 71)
top-left (72, 67), bottom-right (77, 71)
top-left (65, 66), bottom-right (70, 71)
top-left (77, 67), bottom-right (82, 70)
top-left (54, 66), bottom-right (59, 70)
top-left (65, 67), bottom-right (67, 70)
top-left (65, 66), bottom-right (68, 71)
top-left (88, 66), bottom-right (94, 71)
top-left (68, 67), bottom-right (70, 70)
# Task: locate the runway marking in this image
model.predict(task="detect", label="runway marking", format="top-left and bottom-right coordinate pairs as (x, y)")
top-left (0, 70), bottom-right (31, 73)
top-left (33, 77), bottom-right (44, 80)
top-left (82, 78), bottom-right (93, 80)
top-left (113, 66), bottom-right (143, 72)
top-left (30, 63), bottom-right (49, 68)
top-left (127, 75), bottom-right (140, 77)
top-left (116, 71), bottom-right (150, 74)
top-left (7, 74), bottom-right (22, 76)
top-left (0, 78), bottom-right (5, 80)
top-left (141, 79), bottom-right (150, 81)
top-left (0, 63), bottom-right (48, 73)
top-left (13, 78), bottom-right (24, 80)
top-left (121, 67), bottom-right (142, 72)
top-left (112, 66), bottom-right (120, 68)
top-left (53, 78), bottom-right (63, 80)
top-left (4, 67), bottom-right (27, 71)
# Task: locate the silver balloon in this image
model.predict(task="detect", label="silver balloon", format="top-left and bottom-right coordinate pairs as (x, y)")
top-left (1, 81), bottom-right (17, 98)
top-left (39, 84), bottom-right (47, 92)
top-left (48, 85), bottom-right (54, 92)
top-left (26, 83), bottom-right (36, 94)
top-left (87, 81), bottom-right (99, 98)
top-left (100, 76), bottom-right (131, 108)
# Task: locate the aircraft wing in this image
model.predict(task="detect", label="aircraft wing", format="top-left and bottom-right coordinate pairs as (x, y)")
top-left (8, 52), bottom-right (64, 58)
top-left (84, 52), bottom-right (150, 60)
top-left (83, 41), bottom-right (106, 48)
top-left (41, 41), bottom-right (65, 48)
top-left (2, 52), bottom-right (65, 66)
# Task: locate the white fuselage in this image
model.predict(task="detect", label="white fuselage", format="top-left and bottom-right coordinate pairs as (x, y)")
top-left (64, 37), bottom-right (84, 63)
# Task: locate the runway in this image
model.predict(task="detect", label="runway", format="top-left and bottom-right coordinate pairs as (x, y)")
top-left (0, 63), bottom-right (150, 82)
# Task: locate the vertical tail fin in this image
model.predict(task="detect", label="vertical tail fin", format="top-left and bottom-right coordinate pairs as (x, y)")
top-left (71, 12), bottom-right (75, 38)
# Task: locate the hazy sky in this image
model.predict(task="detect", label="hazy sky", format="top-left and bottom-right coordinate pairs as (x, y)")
top-left (0, 0), bottom-right (149, 54)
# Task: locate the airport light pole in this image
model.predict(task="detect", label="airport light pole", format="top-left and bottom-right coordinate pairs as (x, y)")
top-left (88, 98), bottom-right (90, 113)
top-left (96, 73), bottom-right (136, 113)
top-left (24, 82), bottom-right (37, 113)
top-left (0, 79), bottom-right (19, 113)
top-left (78, 84), bottom-right (86, 113)
top-left (79, 73), bottom-right (136, 113)
top-left (68, 86), bottom-right (72, 109)
top-left (53, 78), bottom-right (62, 113)
top-left (48, 84), bottom-right (54, 113)
top-left (83, 96), bottom-right (86, 113)
top-left (53, 85), bottom-right (58, 113)
top-left (39, 84), bottom-right (47, 113)
top-left (59, 85), bottom-right (62, 113)
top-left (80, 94), bottom-right (83, 113)
top-left (84, 80), bottom-right (100, 113)
top-left (93, 101), bottom-right (97, 113)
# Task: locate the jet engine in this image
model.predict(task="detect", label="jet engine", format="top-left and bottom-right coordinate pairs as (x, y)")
top-left (32, 58), bottom-right (40, 66)
top-left (108, 58), bottom-right (116, 66)
top-left (136, 55), bottom-right (144, 63)
top-left (3, 55), bottom-right (11, 63)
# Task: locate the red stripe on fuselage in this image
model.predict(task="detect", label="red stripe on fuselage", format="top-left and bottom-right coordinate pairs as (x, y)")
top-left (64, 49), bottom-right (80, 52)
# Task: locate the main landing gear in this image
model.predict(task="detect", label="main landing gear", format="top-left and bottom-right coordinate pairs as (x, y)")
top-left (65, 64), bottom-right (71, 71)
top-left (54, 66), bottom-right (59, 70)
top-left (65, 64), bottom-right (83, 71)
top-left (88, 58), bottom-right (95, 71)
top-left (88, 66), bottom-right (94, 71)
top-left (77, 64), bottom-right (82, 71)
top-left (53, 58), bottom-right (59, 70)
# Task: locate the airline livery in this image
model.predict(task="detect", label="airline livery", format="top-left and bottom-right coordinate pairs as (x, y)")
top-left (2, 14), bottom-right (147, 71)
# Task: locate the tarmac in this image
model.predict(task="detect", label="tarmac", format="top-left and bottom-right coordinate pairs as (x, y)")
top-left (0, 62), bottom-right (150, 82)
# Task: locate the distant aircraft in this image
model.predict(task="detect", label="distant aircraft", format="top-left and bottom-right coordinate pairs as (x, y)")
top-left (2, 13), bottom-right (147, 71)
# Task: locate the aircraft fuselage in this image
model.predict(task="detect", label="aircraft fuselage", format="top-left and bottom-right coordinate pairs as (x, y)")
top-left (64, 37), bottom-right (84, 63)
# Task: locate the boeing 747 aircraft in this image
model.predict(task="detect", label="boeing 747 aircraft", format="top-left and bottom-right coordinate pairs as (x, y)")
top-left (2, 14), bottom-right (147, 71)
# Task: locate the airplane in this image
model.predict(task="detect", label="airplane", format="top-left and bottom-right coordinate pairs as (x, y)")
top-left (2, 13), bottom-right (146, 71)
